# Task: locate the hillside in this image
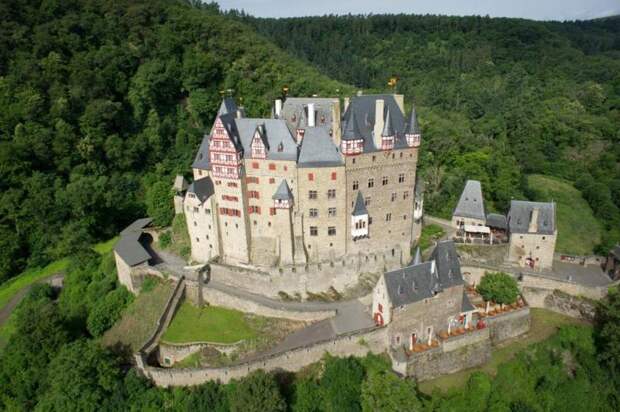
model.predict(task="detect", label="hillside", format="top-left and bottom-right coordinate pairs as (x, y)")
top-left (527, 174), bottom-right (602, 255)
top-left (245, 13), bottom-right (620, 252)
top-left (0, 0), bottom-right (352, 282)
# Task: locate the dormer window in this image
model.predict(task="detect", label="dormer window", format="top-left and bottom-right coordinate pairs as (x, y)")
top-left (381, 135), bottom-right (395, 150)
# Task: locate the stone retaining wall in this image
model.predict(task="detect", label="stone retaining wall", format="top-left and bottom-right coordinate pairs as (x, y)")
top-left (199, 286), bottom-right (336, 322)
top-left (521, 288), bottom-right (596, 321)
top-left (485, 306), bottom-right (531, 344)
top-left (140, 327), bottom-right (388, 386)
top-left (406, 328), bottom-right (491, 381)
top-left (158, 341), bottom-right (242, 367)
top-left (210, 251), bottom-right (402, 298)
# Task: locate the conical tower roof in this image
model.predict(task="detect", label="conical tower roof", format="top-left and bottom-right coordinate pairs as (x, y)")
top-left (382, 107), bottom-right (395, 136)
top-left (342, 110), bottom-right (362, 141)
top-left (405, 106), bottom-right (420, 134)
top-left (352, 191), bottom-right (368, 216)
top-left (413, 247), bottom-right (422, 265)
top-left (272, 180), bottom-right (293, 200)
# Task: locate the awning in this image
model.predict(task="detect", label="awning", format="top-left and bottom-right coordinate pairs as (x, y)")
top-left (464, 224), bottom-right (490, 234)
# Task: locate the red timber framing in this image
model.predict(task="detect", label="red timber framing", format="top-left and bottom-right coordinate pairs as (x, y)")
top-left (209, 117), bottom-right (243, 179)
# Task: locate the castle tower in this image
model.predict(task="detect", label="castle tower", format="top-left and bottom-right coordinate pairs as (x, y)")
top-left (272, 180), bottom-right (295, 265)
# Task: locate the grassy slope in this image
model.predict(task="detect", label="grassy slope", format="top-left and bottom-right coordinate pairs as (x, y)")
top-left (102, 280), bottom-right (174, 352)
top-left (162, 303), bottom-right (257, 344)
top-left (418, 308), bottom-right (589, 394)
top-left (527, 174), bottom-right (601, 255)
top-left (0, 237), bottom-right (118, 311)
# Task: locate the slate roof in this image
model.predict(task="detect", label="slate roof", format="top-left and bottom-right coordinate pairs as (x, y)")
top-left (115, 218), bottom-right (153, 267)
top-left (383, 240), bottom-right (463, 308)
top-left (187, 177), bottom-right (214, 203)
top-left (508, 200), bottom-right (556, 235)
top-left (352, 191), bottom-right (368, 216)
top-left (342, 110), bottom-right (363, 141)
top-left (341, 94), bottom-right (408, 152)
top-left (280, 97), bottom-right (338, 134)
top-left (381, 107), bottom-right (395, 136)
top-left (453, 180), bottom-right (486, 220)
top-left (384, 262), bottom-right (439, 307)
top-left (272, 180), bottom-right (293, 200)
top-left (413, 247), bottom-right (422, 265)
top-left (430, 240), bottom-right (464, 289)
top-left (298, 127), bottom-right (343, 168)
top-left (486, 213), bottom-right (507, 230)
top-left (235, 118), bottom-right (298, 161)
top-left (405, 107), bottom-right (421, 134)
top-left (218, 97), bottom-right (238, 116)
top-left (414, 175), bottom-right (425, 196)
top-left (191, 134), bottom-right (211, 170)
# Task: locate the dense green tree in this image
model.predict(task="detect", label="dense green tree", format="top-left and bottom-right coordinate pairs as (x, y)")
top-left (320, 356), bottom-right (365, 412)
top-left (228, 370), bottom-right (286, 412)
top-left (361, 370), bottom-right (422, 412)
top-left (292, 377), bottom-right (321, 412)
top-left (595, 286), bottom-right (620, 383)
top-left (477, 272), bottom-right (520, 305)
top-left (145, 180), bottom-right (175, 227)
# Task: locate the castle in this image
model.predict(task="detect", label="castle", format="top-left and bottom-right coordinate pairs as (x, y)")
top-left (181, 94), bottom-right (424, 268)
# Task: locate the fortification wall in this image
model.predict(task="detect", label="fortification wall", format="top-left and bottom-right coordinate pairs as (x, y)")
top-left (522, 288), bottom-right (597, 321)
top-left (405, 328), bottom-right (491, 381)
top-left (200, 286), bottom-right (336, 322)
top-left (485, 307), bottom-right (531, 344)
top-left (158, 341), bottom-right (241, 367)
top-left (140, 327), bottom-right (388, 386)
top-left (210, 252), bottom-right (402, 297)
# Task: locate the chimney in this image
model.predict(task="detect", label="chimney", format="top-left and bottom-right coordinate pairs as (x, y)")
top-left (307, 103), bottom-right (315, 127)
top-left (343, 97), bottom-right (350, 114)
top-left (528, 208), bottom-right (539, 233)
top-left (275, 99), bottom-right (282, 118)
top-left (430, 259), bottom-right (436, 275)
top-left (373, 99), bottom-right (384, 149)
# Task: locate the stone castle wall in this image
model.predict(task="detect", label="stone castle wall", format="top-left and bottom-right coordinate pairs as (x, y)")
top-left (405, 328), bottom-right (491, 381)
top-left (210, 251), bottom-right (402, 297)
top-left (485, 306), bottom-right (531, 344)
top-left (139, 326), bottom-right (388, 387)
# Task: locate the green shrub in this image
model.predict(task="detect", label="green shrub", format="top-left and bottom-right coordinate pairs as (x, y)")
top-left (159, 231), bottom-right (172, 249)
top-left (477, 272), bottom-right (519, 305)
top-left (141, 277), bottom-right (158, 293)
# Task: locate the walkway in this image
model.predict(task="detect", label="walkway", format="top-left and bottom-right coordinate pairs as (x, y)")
top-left (0, 273), bottom-right (64, 328)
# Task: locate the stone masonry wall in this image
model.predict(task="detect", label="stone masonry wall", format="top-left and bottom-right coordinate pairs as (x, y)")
top-left (485, 307), bottom-right (531, 344)
top-left (200, 286), bottom-right (336, 322)
top-left (210, 251), bottom-right (402, 298)
top-left (525, 288), bottom-right (597, 321)
top-left (406, 328), bottom-right (491, 381)
top-left (141, 327), bottom-right (388, 386)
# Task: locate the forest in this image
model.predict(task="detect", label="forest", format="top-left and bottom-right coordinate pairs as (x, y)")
top-left (242, 13), bottom-right (620, 253)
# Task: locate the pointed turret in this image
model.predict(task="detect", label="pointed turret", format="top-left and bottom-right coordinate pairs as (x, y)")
top-left (343, 111), bottom-right (362, 140)
top-left (352, 191), bottom-right (368, 216)
top-left (406, 106), bottom-right (420, 135)
top-left (413, 247), bottom-right (421, 265)
top-left (381, 107), bottom-right (395, 137)
top-left (273, 180), bottom-right (293, 201)
top-left (217, 97), bottom-right (238, 117)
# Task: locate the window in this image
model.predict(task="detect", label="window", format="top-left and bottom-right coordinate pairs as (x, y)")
top-left (331, 172), bottom-right (337, 180)
top-left (372, 155), bottom-right (376, 162)
top-left (248, 205), bottom-right (261, 214)
top-left (386, 213), bottom-right (392, 222)
top-left (328, 227), bottom-right (336, 236)
top-left (196, 237), bottom-right (199, 243)
top-left (353, 180), bottom-right (359, 190)
top-left (310, 226), bottom-right (318, 236)
top-left (269, 163), bottom-right (276, 171)
top-left (247, 176), bottom-right (259, 184)
top-left (249, 191), bottom-right (260, 199)
top-left (308, 190), bottom-right (318, 200)
top-left (270, 207), bottom-right (276, 216)
top-left (391, 192), bottom-right (397, 202)
top-left (403, 215), bottom-right (407, 220)
top-left (308, 173), bottom-right (314, 181)
top-left (369, 217), bottom-right (373, 225)
top-left (205, 209), bottom-right (211, 214)
top-left (269, 177), bottom-right (275, 184)
top-left (252, 162), bottom-right (259, 169)
top-left (193, 221), bottom-right (197, 226)
top-left (222, 195), bottom-right (238, 202)
top-left (193, 207), bottom-right (199, 213)
top-left (227, 182), bottom-right (238, 188)
top-left (398, 173), bottom-right (405, 183)
top-left (368, 178), bottom-right (374, 188)
top-left (327, 189), bottom-right (336, 199)
top-left (309, 208), bottom-right (318, 218)
top-left (328, 207), bottom-right (336, 217)
top-left (403, 191), bottom-right (409, 200)
top-left (364, 197), bottom-right (371, 206)
top-left (382, 176), bottom-right (388, 185)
